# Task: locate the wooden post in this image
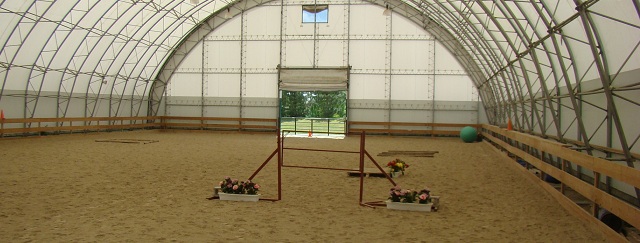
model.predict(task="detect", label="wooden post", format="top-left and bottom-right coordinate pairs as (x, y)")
top-left (277, 129), bottom-right (282, 201)
top-left (561, 159), bottom-right (568, 194)
top-left (359, 131), bottom-right (365, 205)
top-left (0, 109), bottom-right (4, 137)
top-left (592, 172), bottom-right (600, 217)
top-left (539, 151), bottom-right (546, 180)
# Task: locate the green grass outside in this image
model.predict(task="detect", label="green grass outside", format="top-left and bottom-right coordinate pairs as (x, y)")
top-left (280, 118), bottom-right (346, 134)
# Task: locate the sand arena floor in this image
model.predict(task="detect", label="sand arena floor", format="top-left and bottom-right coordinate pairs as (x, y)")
top-left (0, 130), bottom-right (608, 242)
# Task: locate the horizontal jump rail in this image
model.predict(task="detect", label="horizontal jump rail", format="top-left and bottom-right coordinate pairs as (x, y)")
top-left (282, 147), bottom-right (360, 154)
top-left (281, 164), bottom-right (357, 171)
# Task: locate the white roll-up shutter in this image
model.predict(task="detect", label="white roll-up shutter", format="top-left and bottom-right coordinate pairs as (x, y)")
top-left (278, 67), bottom-right (349, 91)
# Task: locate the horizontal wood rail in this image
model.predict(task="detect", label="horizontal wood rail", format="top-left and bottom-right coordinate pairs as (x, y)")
top-left (480, 124), bottom-right (640, 236)
top-left (348, 121), bottom-right (479, 136)
top-left (527, 131), bottom-right (640, 161)
top-left (160, 116), bottom-right (277, 131)
top-left (1, 118), bottom-right (474, 137)
top-left (0, 116), bottom-right (162, 136)
top-left (0, 116), bottom-right (278, 137)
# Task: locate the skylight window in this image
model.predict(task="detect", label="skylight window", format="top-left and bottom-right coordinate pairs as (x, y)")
top-left (302, 5), bottom-right (328, 23)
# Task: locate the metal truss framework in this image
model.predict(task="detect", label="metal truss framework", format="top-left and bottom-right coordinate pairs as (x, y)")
top-left (0, 1), bottom-right (639, 164)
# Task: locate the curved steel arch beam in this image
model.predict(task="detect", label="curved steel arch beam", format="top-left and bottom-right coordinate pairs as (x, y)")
top-left (488, 1), bottom-right (563, 138)
top-left (148, 0), bottom-right (488, 117)
top-left (149, 0), bottom-right (254, 116)
top-left (425, 1), bottom-right (523, 126)
top-left (113, 0), bottom-right (215, 118)
top-left (0, 0), bottom-right (39, 102)
top-left (399, 0), bottom-right (503, 118)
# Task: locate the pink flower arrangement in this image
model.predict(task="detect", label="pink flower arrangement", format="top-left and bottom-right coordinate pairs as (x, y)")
top-left (219, 176), bottom-right (261, 195)
top-left (417, 188), bottom-right (431, 204)
top-left (388, 185), bottom-right (431, 204)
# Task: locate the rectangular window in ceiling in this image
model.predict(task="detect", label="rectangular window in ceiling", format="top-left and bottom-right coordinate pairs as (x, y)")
top-left (302, 5), bottom-right (328, 23)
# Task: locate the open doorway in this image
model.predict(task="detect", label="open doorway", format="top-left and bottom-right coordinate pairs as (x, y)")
top-left (277, 66), bottom-right (350, 137)
top-left (280, 90), bottom-right (347, 136)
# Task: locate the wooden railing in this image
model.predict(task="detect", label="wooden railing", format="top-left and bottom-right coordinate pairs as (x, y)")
top-left (160, 116), bottom-right (278, 131)
top-left (348, 121), bottom-right (480, 136)
top-left (0, 116), bottom-right (279, 137)
top-left (0, 116), bottom-right (162, 137)
top-left (481, 124), bottom-right (639, 242)
top-left (1, 117), bottom-right (480, 137)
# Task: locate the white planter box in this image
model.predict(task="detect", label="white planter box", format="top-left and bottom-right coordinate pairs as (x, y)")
top-left (218, 192), bottom-right (260, 202)
top-left (390, 171), bottom-right (403, 178)
top-left (385, 200), bottom-right (433, 212)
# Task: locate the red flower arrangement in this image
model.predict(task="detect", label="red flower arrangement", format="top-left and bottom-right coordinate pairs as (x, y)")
top-left (386, 158), bottom-right (409, 174)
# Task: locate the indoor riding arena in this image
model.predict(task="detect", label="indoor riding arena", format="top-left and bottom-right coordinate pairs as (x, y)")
top-left (1, 1), bottom-right (639, 242)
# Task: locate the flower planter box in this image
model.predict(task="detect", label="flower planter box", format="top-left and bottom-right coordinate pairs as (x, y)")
top-left (390, 171), bottom-right (403, 178)
top-left (218, 192), bottom-right (260, 202)
top-left (385, 200), bottom-right (433, 212)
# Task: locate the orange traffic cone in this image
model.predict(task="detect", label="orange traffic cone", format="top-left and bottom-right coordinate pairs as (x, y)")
top-left (308, 130), bottom-right (312, 137)
top-left (0, 109), bottom-right (4, 120)
top-left (507, 118), bottom-right (513, 131)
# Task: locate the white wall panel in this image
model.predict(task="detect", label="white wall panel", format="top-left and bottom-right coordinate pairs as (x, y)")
top-left (434, 75), bottom-right (475, 101)
top-left (316, 40), bottom-right (346, 66)
top-left (169, 73), bottom-right (201, 96)
top-left (434, 42), bottom-right (463, 71)
top-left (349, 5), bottom-right (387, 36)
top-left (167, 104), bottom-right (201, 117)
top-left (284, 41), bottom-right (315, 66)
top-left (245, 5), bottom-right (281, 36)
top-left (392, 17), bottom-right (430, 36)
top-left (285, 5), bottom-right (313, 35)
top-left (210, 16), bottom-right (242, 36)
top-left (245, 41), bottom-right (280, 69)
top-left (433, 110), bottom-right (476, 124)
top-left (318, 6), bottom-right (346, 35)
top-left (350, 40), bottom-right (386, 70)
top-left (390, 109), bottom-right (429, 123)
top-left (348, 108), bottom-right (387, 122)
top-left (391, 75), bottom-right (429, 100)
top-left (350, 74), bottom-right (386, 99)
top-left (209, 41), bottom-right (241, 69)
top-left (160, 2), bottom-right (481, 124)
top-left (204, 105), bottom-right (240, 118)
top-left (208, 74), bottom-right (240, 97)
top-left (392, 40), bottom-right (429, 70)
top-left (244, 74), bottom-right (278, 98)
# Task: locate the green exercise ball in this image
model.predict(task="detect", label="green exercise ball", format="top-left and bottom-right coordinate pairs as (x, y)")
top-left (460, 126), bottom-right (477, 143)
